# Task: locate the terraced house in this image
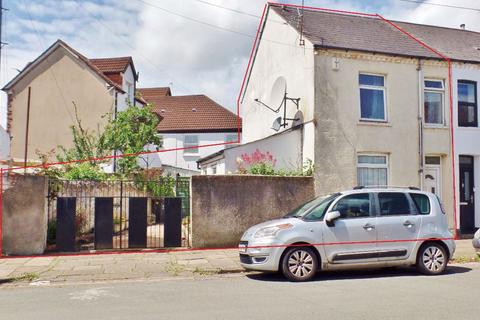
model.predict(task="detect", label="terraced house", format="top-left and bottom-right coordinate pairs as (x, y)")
top-left (237, 4), bottom-right (480, 235)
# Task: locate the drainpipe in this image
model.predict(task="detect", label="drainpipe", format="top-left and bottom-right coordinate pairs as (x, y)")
top-left (113, 90), bottom-right (118, 173)
top-left (417, 59), bottom-right (424, 189)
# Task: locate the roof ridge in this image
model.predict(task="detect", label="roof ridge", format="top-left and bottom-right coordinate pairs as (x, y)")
top-left (273, 4), bottom-right (480, 35)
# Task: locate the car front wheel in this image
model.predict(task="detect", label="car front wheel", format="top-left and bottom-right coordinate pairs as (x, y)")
top-left (417, 243), bottom-right (447, 275)
top-left (281, 247), bottom-right (318, 282)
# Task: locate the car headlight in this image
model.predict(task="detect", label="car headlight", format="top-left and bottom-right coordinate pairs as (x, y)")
top-left (253, 223), bottom-right (293, 239)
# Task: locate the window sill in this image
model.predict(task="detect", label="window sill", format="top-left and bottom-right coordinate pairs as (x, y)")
top-left (357, 120), bottom-right (391, 127)
top-left (423, 125), bottom-right (449, 130)
top-left (457, 126), bottom-right (480, 130)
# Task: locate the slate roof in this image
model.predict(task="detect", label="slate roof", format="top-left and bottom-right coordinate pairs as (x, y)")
top-left (271, 5), bottom-right (480, 62)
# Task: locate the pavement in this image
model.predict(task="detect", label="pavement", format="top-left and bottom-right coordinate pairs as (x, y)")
top-left (0, 249), bottom-right (242, 286)
top-left (0, 240), bottom-right (477, 287)
top-left (1, 263), bottom-right (480, 320)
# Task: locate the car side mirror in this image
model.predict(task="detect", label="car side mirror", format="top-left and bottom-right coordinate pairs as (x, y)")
top-left (325, 211), bottom-right (341, 227)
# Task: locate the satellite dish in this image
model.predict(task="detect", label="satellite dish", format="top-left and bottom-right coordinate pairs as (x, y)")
top-left (292, 110), bottom-right (304, 128)
top-left (269, 77), bottom-right (287, 110)
top-left (271, 117), bottom-right (282, 132)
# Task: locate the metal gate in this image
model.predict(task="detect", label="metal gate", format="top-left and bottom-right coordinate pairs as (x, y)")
top-left (47, 178), bottom-right (190, 252)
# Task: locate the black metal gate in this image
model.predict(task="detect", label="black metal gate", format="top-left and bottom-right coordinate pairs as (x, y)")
top-left (47, 178), bottom-right (190, 252)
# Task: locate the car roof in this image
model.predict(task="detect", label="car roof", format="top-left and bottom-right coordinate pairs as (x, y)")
top-left (340, 187), bottom-right (432, 196)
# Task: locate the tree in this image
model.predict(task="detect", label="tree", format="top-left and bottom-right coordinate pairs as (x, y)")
top-left (101, 103), bottom-right (162, 176)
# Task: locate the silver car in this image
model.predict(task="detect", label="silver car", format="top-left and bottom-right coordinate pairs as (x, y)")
top-left (239, 187), bottom-right (455, 281)
top-left (473, 229), bottom-right (480, 256)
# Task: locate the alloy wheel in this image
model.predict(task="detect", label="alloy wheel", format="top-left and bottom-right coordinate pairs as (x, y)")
top-left (287, 249), bottom-right (314, 278)
top-left (422, 246), bottom-right (446, 272)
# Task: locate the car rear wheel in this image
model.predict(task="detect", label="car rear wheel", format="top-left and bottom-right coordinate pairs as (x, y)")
top-left (417, 243), bottom-right (447, 275)
top-left (281, 247), bottom-right (318, 282)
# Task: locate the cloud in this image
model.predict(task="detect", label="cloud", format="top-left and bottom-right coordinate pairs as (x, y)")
top-left (2, 0), bottom-right (480, 130)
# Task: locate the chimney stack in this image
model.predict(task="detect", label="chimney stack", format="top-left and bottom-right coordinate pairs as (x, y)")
top-left (460, 24), bottom-right (466, 30)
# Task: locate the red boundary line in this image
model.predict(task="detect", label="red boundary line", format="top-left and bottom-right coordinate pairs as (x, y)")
top-left (0, 3), bottom-right (459, 258)
top-left (0, 237), bottom-right (455, 260)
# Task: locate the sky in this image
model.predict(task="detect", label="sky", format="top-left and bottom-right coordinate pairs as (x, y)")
top-left (2, 0), bottom-right (480, 128)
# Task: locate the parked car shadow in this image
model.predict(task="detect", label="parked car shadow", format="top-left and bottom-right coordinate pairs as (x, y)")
top-left (246, 265), bottom-right (472, 282)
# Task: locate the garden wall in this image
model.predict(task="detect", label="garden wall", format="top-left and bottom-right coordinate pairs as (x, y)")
top-left (191, 175), bottom-right (315, 247)
top-left (2, 175), bottom-right (48, 255)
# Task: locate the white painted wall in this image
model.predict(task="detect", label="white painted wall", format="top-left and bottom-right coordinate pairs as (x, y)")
top-left (198, 128), bottom-right (303, 174)
top-left (117, 64), bottom-right (136, 112)
top-left (241, 8), bottom-right (315, 166)
top-left (0, 125), bottom-right (9, 160)
top-left (140, 132), bottom-right (239, 172)
top-left (452, 65), bottom-right (480, 228)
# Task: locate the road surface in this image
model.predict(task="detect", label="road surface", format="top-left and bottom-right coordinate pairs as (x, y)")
top-left (1, 264), bottom-right (479, 320)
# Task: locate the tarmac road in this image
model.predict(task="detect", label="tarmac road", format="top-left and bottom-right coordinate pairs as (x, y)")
top-left (1, 263), bottom-right (479, 320)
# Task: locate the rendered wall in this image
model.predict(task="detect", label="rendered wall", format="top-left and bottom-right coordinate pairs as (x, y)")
top-left (191, 175), bottom-right (315, 247)
top-left (240, 8), bottom-right (315, 165)
top-left (313, 51), bottom-right (453, 223)
top-left (2, 175), bottom-right (47, 255)
top-left (141, 132), bottom-right (238, 172)
top-left (7, 45), bottom-right (115, 162)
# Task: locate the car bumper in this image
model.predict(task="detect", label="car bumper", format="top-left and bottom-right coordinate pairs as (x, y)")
top-left (444, 239), bottom-right (456, 259)
top-left (472, 238), bottom-right (480, 255)
top-left (238, 240), bottom-right (284, 272)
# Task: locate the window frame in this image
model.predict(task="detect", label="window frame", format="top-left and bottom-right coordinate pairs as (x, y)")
top-left (423, 79), bottom-right (445, 126)
top-left (457, 80), bottom-right (478, 127)
top-left (375, 192), bottom-right (416, 217)
top-left (357, 154), bottom-right (389, 187)
top-left (183, 135), bottom-right (199, 155)
top-left (359, 73), bottom-right (387, 122)
top-left (329, 192), bottom-right (375, 220)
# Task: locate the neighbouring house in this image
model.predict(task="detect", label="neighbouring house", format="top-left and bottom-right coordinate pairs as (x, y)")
top-left (0, 124), bottom-right (9, 161)
top-left (138, 87), bottom-right (241, 173)
top-left (228, 3), bottom-right (480, 234)
top-left (1, 39), bottom-right (143, 166)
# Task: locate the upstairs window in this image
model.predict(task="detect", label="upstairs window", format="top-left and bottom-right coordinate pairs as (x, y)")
top-left (359, 74), bottom-right (386, 121)
top-left (458, 80), bottom-right (478, 127)
top-left (184, 135), bottom-right (199, 155)
top-left (424, 79), bottom-right (444, 125)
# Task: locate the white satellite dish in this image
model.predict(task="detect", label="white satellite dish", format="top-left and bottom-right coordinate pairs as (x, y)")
top-left (269, 77), bottom-right (287, 111)
top-left (271, 117), bottom-right (283, 132)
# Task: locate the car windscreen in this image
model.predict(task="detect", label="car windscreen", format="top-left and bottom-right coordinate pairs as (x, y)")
top-left (284, 193), bottom-right (340, 219)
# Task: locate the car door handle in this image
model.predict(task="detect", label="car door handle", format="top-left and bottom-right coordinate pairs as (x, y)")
top-left (363, 223), bottom-right (375, 231)
top-left (403, 221), bottom-right (415, 228)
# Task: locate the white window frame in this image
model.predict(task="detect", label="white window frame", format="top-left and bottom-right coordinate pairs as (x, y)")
top-left (126, 81), bottom-right (133, 103)
top-left (359, 73), bottom-right (387, 122)
top-left (183, 135), bottom-right (199, 155)
top-left (424, 79), bottom-right (445, 126)
top-left (357, 154), bottom-right (389, 186)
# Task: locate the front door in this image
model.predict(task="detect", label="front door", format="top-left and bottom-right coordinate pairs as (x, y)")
top-left (459, 156), bottom-right (475, 233)
top-left (424, 166), bottom-right (441, 198)
top-left (322, 193), bottom-right (378, 264)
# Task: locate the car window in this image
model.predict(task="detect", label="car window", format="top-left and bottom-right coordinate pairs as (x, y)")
top-left (378, 192), bottom-right (411, 216)
top-left (303, 195), bottom-right (339, 221)
top-left (332, 193), bottom-right (371, 219)
top-left (410, 193), bottom-right (431, 215)
top-left (286, 194), bottom-right (340, 219)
